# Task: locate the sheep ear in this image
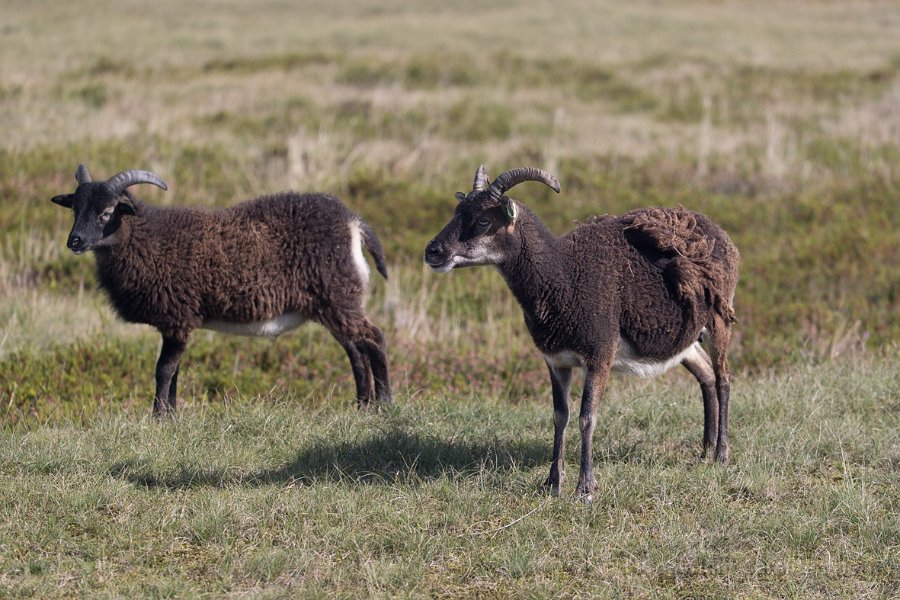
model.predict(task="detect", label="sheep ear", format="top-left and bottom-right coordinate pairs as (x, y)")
top-left (455, 192), bottom-right (467, 202)
top-left (51, 194), bottom-right (74, 208)
top-left (502, 198), bottom-right (518, 223)
top-left (117, 196), bottom-right (136, 215)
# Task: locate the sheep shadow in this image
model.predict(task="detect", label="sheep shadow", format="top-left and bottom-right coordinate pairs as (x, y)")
top-left (109, 427), bottom-right (550, 491)
top-left (256, 428), bottom-right (551, 486)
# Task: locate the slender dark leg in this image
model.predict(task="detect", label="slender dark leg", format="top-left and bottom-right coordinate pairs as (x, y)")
top-left (340, 341), bottom-right (373, 407)
top-left (325, 308), bottom-right (391, 409)
top-left (155, 337), bottom-right (186, 416)
top-left (682, 344), bottom-right (718, 461)
top-left (708, 315), bottom-right (732, 464)
top-left (543, 362), bottom-right (573, 496)
top-left (360, 325), bottom-right (392, 405)
top-left (167, 365), bottom-right (180, 411)
top-left (716, 379), bottom-right (730, 463)
top-left (575, 357), bottom-right (613, 501)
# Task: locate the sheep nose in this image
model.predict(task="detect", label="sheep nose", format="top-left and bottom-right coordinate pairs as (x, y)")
top-left (424, 240), bottom-right (444, 264)
top-left (67, 234), bottom-right (85, 252)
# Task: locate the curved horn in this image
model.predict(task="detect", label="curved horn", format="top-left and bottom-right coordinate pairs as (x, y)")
top-left (489, 167), bottom-right (560, 198)
top-left (472, 164), bottom-right (490, 192)
top-left (106, 169), bottom-right (168, 195)
top-left (75, 164), bottom-right (92, 184)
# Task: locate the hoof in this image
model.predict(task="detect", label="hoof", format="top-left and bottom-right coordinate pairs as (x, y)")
top-left (358, 399), bottom-right (387, 412)
top-left (574, 478), bottom-right (596, 503)
top-left (152, 406), bottom-right (173, 419)
top-left (714, 447), bottom-right (730, 464)
top-left (540, 478), bottom-right (561, 497)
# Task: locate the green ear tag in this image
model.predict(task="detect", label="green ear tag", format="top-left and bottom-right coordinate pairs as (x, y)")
top-left (505, 201), bottom-right (517, 221)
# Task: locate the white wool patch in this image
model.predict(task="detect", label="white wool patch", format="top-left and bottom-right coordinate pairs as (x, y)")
top-left (203, 312), bottom-right (306, 338)
top-left (614, 339), bottom-right (702, 378)
top-left (349, 221), bottom-right (370, 287)
top-left (543, 340), bottom-right (703, 379)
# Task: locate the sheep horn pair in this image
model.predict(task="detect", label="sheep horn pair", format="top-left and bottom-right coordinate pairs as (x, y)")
top-left (74, 163), bottom-right (168, 194)
top-left (470, 164), bottom-right (561, 198)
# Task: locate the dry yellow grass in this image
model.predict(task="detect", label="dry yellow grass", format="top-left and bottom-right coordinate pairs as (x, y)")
top-left (3, 0), bottom-right (899, 175)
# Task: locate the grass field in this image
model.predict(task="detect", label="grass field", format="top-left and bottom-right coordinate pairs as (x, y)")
top-left (1, 0), bottom-right (898, 597)
top-left (1, 358), bottom-right (897, 597)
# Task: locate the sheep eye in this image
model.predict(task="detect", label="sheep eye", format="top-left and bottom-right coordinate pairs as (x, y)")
top-left (99, 211), bottom-right (113, 225)
top-left (476, 216), bottom-right (491, 230)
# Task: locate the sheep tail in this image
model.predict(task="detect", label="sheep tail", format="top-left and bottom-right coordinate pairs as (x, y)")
top-left (359, 220), bottom-right (388, 279)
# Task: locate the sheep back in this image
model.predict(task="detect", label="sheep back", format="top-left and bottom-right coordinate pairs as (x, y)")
top-left (617, 207), bottom-right (739, 356)
top-left (622, 207), bottom-right (738, 320)
top-left (94, 192), bottom-right (373, 341)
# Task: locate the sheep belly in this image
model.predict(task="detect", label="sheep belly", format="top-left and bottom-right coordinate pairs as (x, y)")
top-left (202, 312), bottom-right (307, 338)
top-left (543, 339), bottom-right (704, 378)
top-left (614, 339), bottom-right (703, 378)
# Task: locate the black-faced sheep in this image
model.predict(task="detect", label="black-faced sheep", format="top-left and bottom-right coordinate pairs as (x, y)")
top-left (51, 164), bottom-right (391, 414)
top-left (424, 165), bottom-right (739, 500)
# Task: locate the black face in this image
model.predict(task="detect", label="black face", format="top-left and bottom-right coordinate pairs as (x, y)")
top-left (51, 183), bottom-right (133, 254)
top-left (425, 164), bottom-right (559, 272)
top-left (424, 192), bottom-right (516, 272)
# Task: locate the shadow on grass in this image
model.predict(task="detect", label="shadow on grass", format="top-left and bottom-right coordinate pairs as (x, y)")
top-left (109, 427), bottom-right (550, 490)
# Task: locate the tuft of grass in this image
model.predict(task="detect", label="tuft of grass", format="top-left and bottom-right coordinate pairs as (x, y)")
top-left (202, 51), bottom-right (334, 74)
top-left (70, 83), bottom-right (111, 108)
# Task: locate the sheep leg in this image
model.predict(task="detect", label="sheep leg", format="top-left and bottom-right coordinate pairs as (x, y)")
top-left (360, 324), bottom-right (392, 405)
top-left (542, 362), bottom-right (572, 496)
top-left (324, 310), bottom-right (390, 408)
top-left (340, 341), bottom-right (374, 407)
top-left (167, 365), bottom-right (180, 411)
top-left (681, 344), bottom-right (718, 461)
top-left (708, 315), bottom-right (732, 464)
top-left (154, 337), bottom-right (186, 416)
top-left (574, 358), bottom-right (613, 501)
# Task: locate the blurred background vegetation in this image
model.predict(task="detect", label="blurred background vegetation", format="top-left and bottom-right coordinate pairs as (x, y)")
top-left (1, 0), bottom-right (898, 424)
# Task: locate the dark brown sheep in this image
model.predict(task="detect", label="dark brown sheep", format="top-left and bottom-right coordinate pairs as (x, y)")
top-left (424, 165), bottom-right (739, 500)
top-left (51, 164), bottom-right (391, 414)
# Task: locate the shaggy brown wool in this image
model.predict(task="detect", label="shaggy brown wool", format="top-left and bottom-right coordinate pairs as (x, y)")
top-left (623, 207), bottom-right (737, 325)
top-left (52, 169), bottom-right (391, 414)
top-left (425, 164), bottom-right (741, 498)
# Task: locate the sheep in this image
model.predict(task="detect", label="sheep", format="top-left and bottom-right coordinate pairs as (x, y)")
top-left (424, 165), bottom-right (739, 500)
top-left (51, 164), bottom-right (392, 414)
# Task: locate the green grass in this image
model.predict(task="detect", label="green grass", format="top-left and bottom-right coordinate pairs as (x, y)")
top-left (2, 0), bottom-right (899, 596)
top-left (0, 357), bottom-right (897, 597)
